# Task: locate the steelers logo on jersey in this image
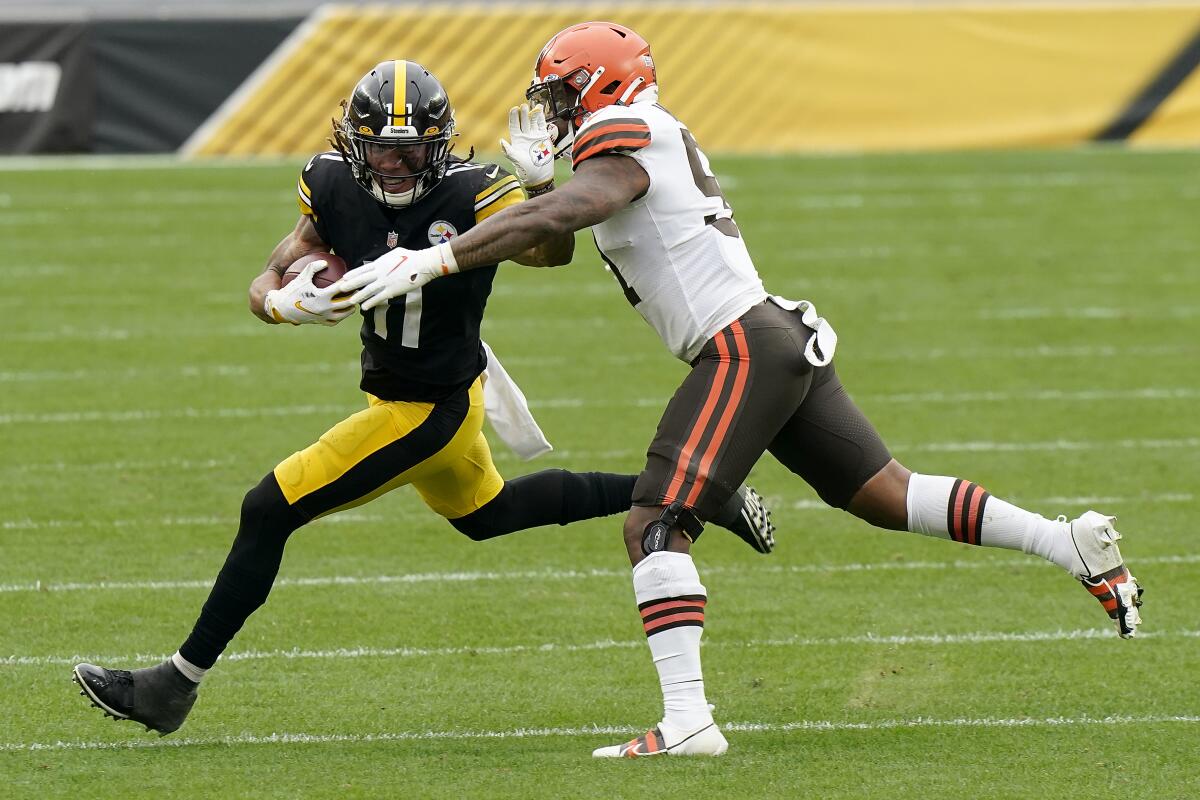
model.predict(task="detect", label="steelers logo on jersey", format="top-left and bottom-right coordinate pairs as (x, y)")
top-left (428, 220), bottom-right (458, 245)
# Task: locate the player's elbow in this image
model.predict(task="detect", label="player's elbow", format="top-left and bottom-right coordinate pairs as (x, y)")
top-left (544, 236), bottom-right (575, 267)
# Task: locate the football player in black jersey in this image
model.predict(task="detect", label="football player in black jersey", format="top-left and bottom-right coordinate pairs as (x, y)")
top-left (71, 60), bottom-right (774, 737)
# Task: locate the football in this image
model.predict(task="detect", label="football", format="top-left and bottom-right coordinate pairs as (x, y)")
top-left (281, 252), bottom-right (348, 288)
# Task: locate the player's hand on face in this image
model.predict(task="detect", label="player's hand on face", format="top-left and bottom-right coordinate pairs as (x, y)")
top-left (499, 103), bottom-right (555, 190)
top-left (263, 260), bottom-right (357, 326)
top-left (337, 245), bottom-right (457, 311)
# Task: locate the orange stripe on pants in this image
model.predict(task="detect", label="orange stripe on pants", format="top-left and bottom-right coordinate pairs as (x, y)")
top-left (684, 320), bottom-right (750, 508)
top-left (663, 332), bottom-right (733, 504)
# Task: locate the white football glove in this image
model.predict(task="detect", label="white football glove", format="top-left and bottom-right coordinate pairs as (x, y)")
top-left (263, 260), bottom-right (356, 326)
top-left (337, 243), bottom-right (458, 311)
top-left (499, 103), bottom-right (555, 191)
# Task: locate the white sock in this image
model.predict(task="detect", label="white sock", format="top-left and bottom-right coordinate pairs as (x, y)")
top-left (171, 651), bottom-right (208, 684)
top-left (632, 551), bottom-right (713, 734)
top-left (906, 473), bottom-right (1081, 573)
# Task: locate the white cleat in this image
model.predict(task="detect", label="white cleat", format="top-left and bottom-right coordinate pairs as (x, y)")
top-left (593, 720), bottom-right (728, 758)
top-left (1067, 511), bottom-right (1144, 638)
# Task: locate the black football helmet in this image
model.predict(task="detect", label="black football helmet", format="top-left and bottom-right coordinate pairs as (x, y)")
top-left (332, 60), bottom-right (457, 208)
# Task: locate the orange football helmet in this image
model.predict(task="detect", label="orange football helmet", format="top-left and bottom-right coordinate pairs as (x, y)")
top-left (525, 22), bottom-right (656, 155)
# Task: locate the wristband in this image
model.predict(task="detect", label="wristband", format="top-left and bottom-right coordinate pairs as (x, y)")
top-left (436, 242), bottom-right (459, 274)
top-left (262, 291), bottom-right (291, 324)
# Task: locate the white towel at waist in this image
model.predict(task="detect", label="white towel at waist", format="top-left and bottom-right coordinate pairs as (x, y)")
top-left (480, 341), bottom-right (553, 461)
top-left (767, 296), bottom-right (837, 367)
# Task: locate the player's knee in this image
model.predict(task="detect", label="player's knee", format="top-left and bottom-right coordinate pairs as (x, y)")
top-left (877, 460), bottom-right (913, 495)
top-left (240, 474), bottom-right (306, 538)
top-left (449, 512), bottom-right (499, 542)
top-left (847, 459), bottom-right (912, 531)
top-left (449, 483), bottom-right (517, 542)
top-left (623, 506), bottom-right (659, 548)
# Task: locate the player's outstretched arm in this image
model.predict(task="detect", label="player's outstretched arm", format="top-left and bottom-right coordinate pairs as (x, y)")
top-left (249, 215), bottom-right (329, 323)
top-left (337, 155), bottom-right (649, 310)
top-left (454, 154), bottom-right (648, 270)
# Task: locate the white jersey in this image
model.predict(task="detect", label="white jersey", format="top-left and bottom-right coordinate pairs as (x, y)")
top-left (571, 101), bottom-right (768, 362)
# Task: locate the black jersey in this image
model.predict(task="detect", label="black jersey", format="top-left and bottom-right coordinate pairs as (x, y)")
top-left (296, 153), bottom-right (524, 401)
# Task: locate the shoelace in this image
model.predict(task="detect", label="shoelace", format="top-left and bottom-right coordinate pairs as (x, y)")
top-left (105, 669), bottom-right (135, 689)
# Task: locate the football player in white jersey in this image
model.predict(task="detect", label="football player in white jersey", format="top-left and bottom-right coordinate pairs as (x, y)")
top-left (337, 22), bottom-right (1144, 758)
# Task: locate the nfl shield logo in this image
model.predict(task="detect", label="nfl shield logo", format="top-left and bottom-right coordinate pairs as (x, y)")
top-left (386, 231), bottom-right (399, 248)
top-left (428, 220), bottom-right (458, 245)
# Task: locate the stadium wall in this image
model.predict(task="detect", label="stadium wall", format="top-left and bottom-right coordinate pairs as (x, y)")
top-left (184, 3), bottom-right (1200, 156)
top-left (0, 21), bottom-right (93, 153)
top-left (3, 3), bottom-right (1199, 155)
top-left (0, 16), bottom-right (299, 153)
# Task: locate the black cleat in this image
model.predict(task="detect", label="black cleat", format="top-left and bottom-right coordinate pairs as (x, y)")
top-left (713, 486), bottom-right (775, 554)
top-left (72, 659), bottom-right (199, 736)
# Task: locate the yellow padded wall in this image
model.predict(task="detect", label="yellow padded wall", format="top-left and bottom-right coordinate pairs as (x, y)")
top-left (184, 3), bottom-right (1200, 156)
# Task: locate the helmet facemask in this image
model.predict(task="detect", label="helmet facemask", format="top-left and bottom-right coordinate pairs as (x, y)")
top-left (333, 105), bottom-right (455, 208)
top-left (525, 70), bottom-right (592, 159)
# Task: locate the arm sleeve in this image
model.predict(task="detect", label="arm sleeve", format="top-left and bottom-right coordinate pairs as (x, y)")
top-left (474, 166), bottom-right (524, 224)
top-left (570, 115), bottom-right (652, 170)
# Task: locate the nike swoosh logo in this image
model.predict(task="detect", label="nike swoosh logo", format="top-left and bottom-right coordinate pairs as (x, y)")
top-left (385, 255), bottom-right (409, 276)
top-left (293, 301), bottom-right (320, 316)
top-left (485, 165), bottom-right (499, 178)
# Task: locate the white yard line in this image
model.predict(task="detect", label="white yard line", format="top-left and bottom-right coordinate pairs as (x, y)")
top-left (859, 343), bottom-right (1194, 362)
top-left (0, 264), bottom-right (67, 277)
top-left (2, 343), bottom-right (1191, 377)
top-left (2, 554), bottom-right (1195, 595)
top-left (5, 457), bottom-right (241, 475)
top-left (13, 304), bottom-right (1200, 343)
top-left (0, 405), bottom-right (353, 425)
top-left (788, 492), bottom-right (1194, 509)
top-left (491, 437), bottom-right (1200, 460)
top-left (897, 437), bottom-right (1200, 453)
top-left (882, 306), bottom-right (1200, 322)
top-left (0, 363), bottom-right (356, 383)
top-left (0, 511), bottom-right (399, 531)
top-left (860, 388), bottom-right (1200, 404)
top-left (7, 628), bottom-right (1199, 669)
top-left (4, 387), bottom-right (1199, 425)
top-left (4, 492), bottom-right (1191, 533)
top-left (2, 713), bottom-right (1196, 752)
top-left (7, 326), bottom-right (264, 343)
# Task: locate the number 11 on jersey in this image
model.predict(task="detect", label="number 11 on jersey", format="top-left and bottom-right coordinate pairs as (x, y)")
top-left (371, 288), bottom-right (422, 348)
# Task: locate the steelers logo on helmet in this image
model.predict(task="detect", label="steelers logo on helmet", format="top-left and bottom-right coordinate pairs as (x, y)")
top-left (427, 220), bottom-right (458, 245)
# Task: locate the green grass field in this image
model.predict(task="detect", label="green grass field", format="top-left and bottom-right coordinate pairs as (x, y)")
top-left (2, 148), bottom-right (1198, 798)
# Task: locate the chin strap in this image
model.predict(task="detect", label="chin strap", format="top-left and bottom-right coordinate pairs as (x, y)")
top-left (374, 180), bottom-right (417, 207)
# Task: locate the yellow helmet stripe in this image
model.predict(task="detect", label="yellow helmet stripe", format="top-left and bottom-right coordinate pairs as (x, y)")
top-left (393, 59), bottom-right (408, 127)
